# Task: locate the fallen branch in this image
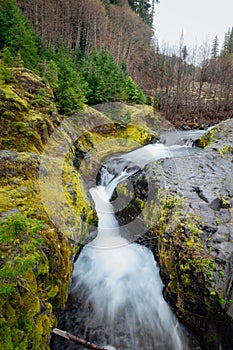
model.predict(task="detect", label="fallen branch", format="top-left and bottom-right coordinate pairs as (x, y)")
top-left (52, 328), bottom-right (108, 350)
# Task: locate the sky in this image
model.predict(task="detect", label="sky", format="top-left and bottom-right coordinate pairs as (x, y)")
top-left (154, 0), bottom-right (233, 51)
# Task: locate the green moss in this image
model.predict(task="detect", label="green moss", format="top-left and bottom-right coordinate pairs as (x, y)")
top-left (0, 213), bottom-right (72, 349)
top-left (0, 67), bottom-right (57, 153)
top-left (146, 193), bottom-right (219, 296)
top-left (31, 87), bottom-right (51, 107)
top-left (196, 126), bottom-right (220, 148)
top-left (218, 145), bottom-right (233, 157)
top-left (0, 84), bottom-right (29, 112)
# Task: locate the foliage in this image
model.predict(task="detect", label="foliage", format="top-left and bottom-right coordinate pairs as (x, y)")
top-left (79, 49), bottom-right (147, 105)
top-left (221, 27), bottom-right (233, 57)
top-left (125, 76), bottom-right (147, 104)
top-left (43, 42), bottom-right (87, 114)
top-left (0, 213), bottom-right (44, 294)
top-left (0, 0), bottom-right (40, 69)
top-left (79, 49), bottom-right (127, 105)
top-left (0, 60), bottom-right (16, 84)
top-left (128, 0), bottom-right (158, 27)
top-left (42, 59), bottom-right (59, 91)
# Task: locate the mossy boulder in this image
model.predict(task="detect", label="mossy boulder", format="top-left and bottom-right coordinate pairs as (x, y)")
top-left (0, 66), bottom-right (58, 153)
top-left (196, 118), bottom-right (233, 155)
top-left (0, 213), bottom-right (72, 350)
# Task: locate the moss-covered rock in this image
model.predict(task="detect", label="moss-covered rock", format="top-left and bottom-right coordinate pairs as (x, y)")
top-left (196, 118), bottom-right (233, 153)
top-left (0, 66), bottom-right (162, 349)
top-left (144, 193), bottom-right (232, 349)
top-left (0, 66), bottom-right (58, 153)
top-left (0, 213), bottom-right (72, 350)
top-left (142, 120), bottom-right (233, 349)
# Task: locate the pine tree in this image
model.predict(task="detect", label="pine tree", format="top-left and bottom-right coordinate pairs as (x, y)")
top-left (42, 60), bottom-right (59, 91)
top-left (0, 0), bottom-right (39, 69)
top-left (45, 42), bottom-right (87, 114)
top-left (124, 76), bottom-right (147, 104)
top-left (221, 27), bottom-right (233, 57)
top-left (79, 49), bottom-right (127, 105)
top-left (128, 0), bottom-right (157, 27)
top-left (227, 27), bottom-right (233, 55)
top-left (211, 35), bottom-right (219, 58)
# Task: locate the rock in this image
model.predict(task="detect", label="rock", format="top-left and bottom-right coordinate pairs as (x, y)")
top-left (143, 119), bottom-right (233, 349)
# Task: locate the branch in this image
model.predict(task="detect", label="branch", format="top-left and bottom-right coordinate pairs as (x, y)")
top-left (52, 328), bottom-right (110, 350)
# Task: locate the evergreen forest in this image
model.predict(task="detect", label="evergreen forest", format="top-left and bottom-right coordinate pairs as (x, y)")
top-left (1, 0), bottom-right (232, 125)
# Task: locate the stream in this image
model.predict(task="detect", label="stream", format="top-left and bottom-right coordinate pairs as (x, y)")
top-left (53, 130), bottom-right (205, 350)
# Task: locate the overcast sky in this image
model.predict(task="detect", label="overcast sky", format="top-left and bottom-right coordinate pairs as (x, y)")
top-left (154, 0), bottom-right (233, 51)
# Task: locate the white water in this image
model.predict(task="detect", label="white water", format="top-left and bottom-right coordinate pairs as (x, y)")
top-left (70, 143), bottom-right (192, 349)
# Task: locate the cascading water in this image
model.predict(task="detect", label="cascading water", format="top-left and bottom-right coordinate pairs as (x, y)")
top-left (68, 144), bottom-right (190, 350)
top-left (52, 134), bottom-right (205, 350)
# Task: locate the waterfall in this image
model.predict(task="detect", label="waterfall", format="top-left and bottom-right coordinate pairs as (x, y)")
top-left (69, 153), bottom-right (188, 350)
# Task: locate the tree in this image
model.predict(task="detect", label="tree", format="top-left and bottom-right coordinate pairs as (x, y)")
top-left (211, 35), bottom-right (219, 58)
top-left (42, 59), bottom-right (59, 91)
top-left (125, 76), bottom-right (147, 103)
top-left (45, 42), bottom-right (87, 114)
top-left (79, 49), bottom-right (128, 104)
top-left (128, 0), bottom-right (157, 27)
top-left (221, 27), bottom-right (233, 57)
top-left (0, 0), bottom-right (39, 69)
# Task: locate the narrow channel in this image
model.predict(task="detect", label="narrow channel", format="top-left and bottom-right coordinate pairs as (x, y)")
top-left (53, 130), bottom-right (204, 350)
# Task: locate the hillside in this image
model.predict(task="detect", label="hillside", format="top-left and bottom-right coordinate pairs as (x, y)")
top-left (16, 0), bottom-right (233, 127)
top-left (17, 0), bottom-right (155, 88)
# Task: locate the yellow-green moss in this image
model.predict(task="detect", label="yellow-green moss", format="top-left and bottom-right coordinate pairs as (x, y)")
top-left (0, 213), bottom-right (72, 349)
top-left (218, 145), bottom-right (233, 157)
top-left (0, 85), bottom-right (29, 111)
top-left (196, 126), bottom-right (220, 148)
top-left (145, 192), bottom-right (222, 298)
top-left (0, 66), bottom-right (57, 153)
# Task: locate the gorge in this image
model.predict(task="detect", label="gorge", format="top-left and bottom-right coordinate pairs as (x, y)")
top-left (52, 120), bottom-right (233, 350)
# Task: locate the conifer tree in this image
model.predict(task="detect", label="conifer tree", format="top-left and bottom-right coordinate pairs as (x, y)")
top-left (125, 76), bottom-right (147, 104)
top-left (79, 49), bottom-right (127, 105)
top-left (128, 0), bottom-right (158, 27)
top-left (42, 60), bottom-right (59, 91)
top-left (45, 42), bottom-right (87, 114)
top-left (0, 0), bottom-right (39, 69)
top-left (211, 35), bottom-right (219, 58)
top-left (221, 27), bottom-right (233, 57)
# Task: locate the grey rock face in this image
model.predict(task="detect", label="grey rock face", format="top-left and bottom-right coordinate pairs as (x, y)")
top-left (144, 119), bottom-right (233, 349)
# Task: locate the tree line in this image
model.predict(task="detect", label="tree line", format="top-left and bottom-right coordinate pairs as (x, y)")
top-left (15, 0), bottom-right (155, 88)
top-left (0, 0), bottom-right (148, 115)
top-left (151, 30), bottom-right (233, 126)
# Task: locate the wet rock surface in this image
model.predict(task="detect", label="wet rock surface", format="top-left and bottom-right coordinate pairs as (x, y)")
top-left (51, 292), bottom-right (201, 350)
top-left (144, 119), bottom-right (233, 349)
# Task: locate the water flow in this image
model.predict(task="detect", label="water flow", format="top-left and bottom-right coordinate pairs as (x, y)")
top-left (71, 156), bottom-right (186, 349)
